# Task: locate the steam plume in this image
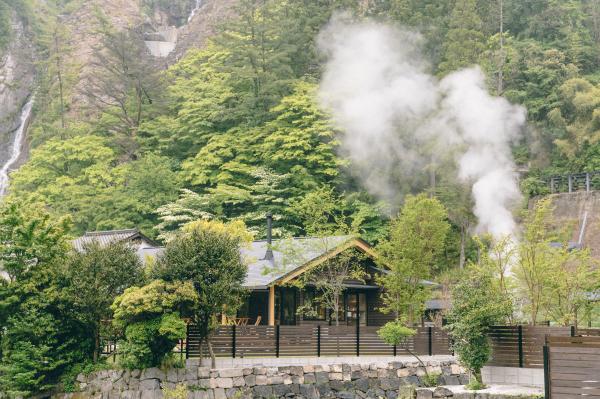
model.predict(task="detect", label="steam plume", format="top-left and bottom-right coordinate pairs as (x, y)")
top-left (318, 17), bottom-right (526, 238)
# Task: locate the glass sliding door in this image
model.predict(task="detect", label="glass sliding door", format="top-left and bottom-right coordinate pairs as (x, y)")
top-left (345, 291), bottom-right (367, 326)
top-left (278, 287), bottom-right (297, 325)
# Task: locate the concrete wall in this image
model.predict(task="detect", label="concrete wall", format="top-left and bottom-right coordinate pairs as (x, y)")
top-left (481, 366), bottom-right (544, 388)
top-left (53, 359), bottom-right (468, 399)
top-left (196, 355), bottom-right (456, 369)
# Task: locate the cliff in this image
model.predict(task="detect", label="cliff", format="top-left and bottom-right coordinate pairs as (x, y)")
top-left (0, 12), bottom-right (35, 167)
top-left (534, 191), bottom-right (600, 259)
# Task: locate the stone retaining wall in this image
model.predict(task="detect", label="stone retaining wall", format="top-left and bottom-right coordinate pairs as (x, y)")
top-left (54, 360), bottom-right (469, 399)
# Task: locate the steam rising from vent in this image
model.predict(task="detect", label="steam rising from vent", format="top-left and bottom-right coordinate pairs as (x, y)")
top-left (318, 17), bottom-right (526, 238)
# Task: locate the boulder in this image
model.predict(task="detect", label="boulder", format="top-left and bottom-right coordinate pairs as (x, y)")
top-left (433, 387), bottom-right (454, 397)
top-left (416, 388), bottom-right (434, 399)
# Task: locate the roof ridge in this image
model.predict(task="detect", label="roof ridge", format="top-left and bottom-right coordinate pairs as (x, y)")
top-left (84, 229), bottom-right (139, 236)
top-left (252, 235), bottom-right (351, 243)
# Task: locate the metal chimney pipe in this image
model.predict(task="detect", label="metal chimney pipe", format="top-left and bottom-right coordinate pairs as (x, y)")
top-left (263, 212), bottom-right (274, 261)
top-left (266, 212), bottom-right (273, 245)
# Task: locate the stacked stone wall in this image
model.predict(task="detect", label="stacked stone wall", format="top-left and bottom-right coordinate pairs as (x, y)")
top-left (54, 360), bottom-right (469, 399)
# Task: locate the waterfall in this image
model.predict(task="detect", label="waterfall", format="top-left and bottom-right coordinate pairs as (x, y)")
top-left (187, 0), bottom-right (203, 23)
top-left (0, 96), bottom-right (34, 198)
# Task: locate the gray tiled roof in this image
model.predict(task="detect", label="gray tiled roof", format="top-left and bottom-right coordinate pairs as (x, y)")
top-left (72, 229), bottom-right (154, 251)
top-left (72, 231), bottom-right (355, 289)
top-left (241, 236), bottom-right (352, 289)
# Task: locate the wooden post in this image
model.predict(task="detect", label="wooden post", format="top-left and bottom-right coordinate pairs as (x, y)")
top-left (543, 341), bottom-right (551, 399)
top-left (268, 286), bottom-right (275, 326)
top-left (232, 324), bottom-right (236, 358)
top-left (518, 325), bottom-right (524, 368)
top-left (276, 325), bottom-right (280, 358)
top-left (428, 327), bottom-right (433, 356)
top-left (317, 325), bottom-right (321, 357)
top-left (568, 175), bottom-right (573, 193)
top-left (356, 323), bottom-right (360, 357)
top-left (185, 324), bottom-right (189, 359)
top-left (586, 173), bottom-right (591, 192)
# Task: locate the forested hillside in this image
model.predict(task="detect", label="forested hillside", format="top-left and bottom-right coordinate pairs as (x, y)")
top-left (2, 0), bottom-right (600, 263)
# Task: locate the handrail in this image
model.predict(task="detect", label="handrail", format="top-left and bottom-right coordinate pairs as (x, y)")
top-left (547, 171), bottom-right (600, 193)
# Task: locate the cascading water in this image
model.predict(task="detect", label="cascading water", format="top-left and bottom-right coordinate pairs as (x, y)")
top-left (0, 96), bottom-right (34, 198)
top-left (187, 0), bottom-right (203, 23)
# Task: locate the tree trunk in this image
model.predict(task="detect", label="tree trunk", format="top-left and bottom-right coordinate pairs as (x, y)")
top-left (93, 326), bottom-right (100, 363)
top-left (54, 29), bottom-right (66, 130)
top-left (497, 0), bottom-right (505, 95)
top-left (473, 369), bottom-right (483, 384)
top-left (459, 225), bottom-right (466, 269)
top-left (207, 338), bottom-right (216, 369)
top-left (429, 155), bottom-right (436, 196)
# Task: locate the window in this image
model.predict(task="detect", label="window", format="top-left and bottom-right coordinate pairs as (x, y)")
top-left (302, 289), bottom-right (327, 321)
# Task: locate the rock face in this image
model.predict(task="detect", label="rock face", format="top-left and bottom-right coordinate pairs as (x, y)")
top-left (52, 360), bottom-right (470, 399)
top-left (0, 12), bottom-right (35, 171)
top-left (535, 191), bottom-right (600, 260)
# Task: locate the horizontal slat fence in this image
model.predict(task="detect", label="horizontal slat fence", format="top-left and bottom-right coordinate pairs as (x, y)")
top-left (545, 336), bottom-right (600, 399)
top-left (186, 325), bottom-right (452, 359)
top-left (488, 325), bottom-right (572, 368)
top-left (183, 324), bottom-right (600, 364)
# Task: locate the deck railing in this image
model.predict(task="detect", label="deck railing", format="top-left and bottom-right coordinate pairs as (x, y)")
top-left (185, 324), bottom-right (453, 359)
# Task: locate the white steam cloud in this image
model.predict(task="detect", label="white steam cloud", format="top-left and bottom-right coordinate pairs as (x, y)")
top-left (318, 17), bottom-right (526, 238)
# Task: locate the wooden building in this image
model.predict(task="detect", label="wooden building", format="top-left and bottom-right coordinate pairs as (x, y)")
top-left (238, 235), bottom-right (393, 327)
top-left (73, 226), bottom-right (445, 328)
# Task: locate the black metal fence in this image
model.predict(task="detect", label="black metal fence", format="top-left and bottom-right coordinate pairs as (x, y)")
top-left (548, 171), bottom-right (600, 193)
top-left (185, 324), bottom-right (453, 359)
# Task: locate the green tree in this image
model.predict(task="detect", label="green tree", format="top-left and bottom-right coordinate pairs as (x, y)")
top-left (8, 137), bottom-right (180, 236)
top-left (543, 247), bottom-right (599, 327)
top-left (151, 220), bottom-right (248, 367)
top-left (438, 0), bottom-right (485, 75)
top-left (514, 198), bottom-right (559, 325)
top-left (84, 14), bottom-right (165, 159)
top-left (445, 267), bottom-right (512, 388)
top-left (61, 241), bottom-right (144, 362)
top-left (550, 78), bottom-right (600, 168)
top-left (377, 194), bottom-right (450, 325)
top-left (294, 245), bottom-right (368, 326)
top-left (111, 280), bottom-right (198, 369)
top-left (0, 203), bottom-right (71, 282)
top-left (0, 205), bottom-right (91, 397)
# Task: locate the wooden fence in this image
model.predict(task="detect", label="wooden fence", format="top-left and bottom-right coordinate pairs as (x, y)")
top-left (488, 325), bottom-right (573, 368)
top-left (186, 325), bottom-right (453, 359)
top-left (544, 336), bottom-right (600, 399)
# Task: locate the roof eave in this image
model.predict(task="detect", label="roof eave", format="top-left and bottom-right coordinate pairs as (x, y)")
top-left (270, 237), bottom-right (379, 286)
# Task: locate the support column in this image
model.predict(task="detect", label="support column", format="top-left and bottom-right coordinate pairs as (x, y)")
top-left (268, 285), bottom-right (276, 326)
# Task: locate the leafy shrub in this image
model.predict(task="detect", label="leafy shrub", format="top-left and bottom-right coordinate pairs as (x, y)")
top-left (60, 360), bottom-right (112, 393)
top-left (118, 313), bottom-right (187, 370)
top-left (421, 372), bottom-right (441, 387)
top-left (466, 379), bottom-right (487, 390)
top-left (163, 383), bottom-right (189, 399)
top-left (377, 321), bottom-right (416, 346)
top-left (111, 280), bottom-right (198, 370)
top-left (161, 353), bottom-right (186, 369)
